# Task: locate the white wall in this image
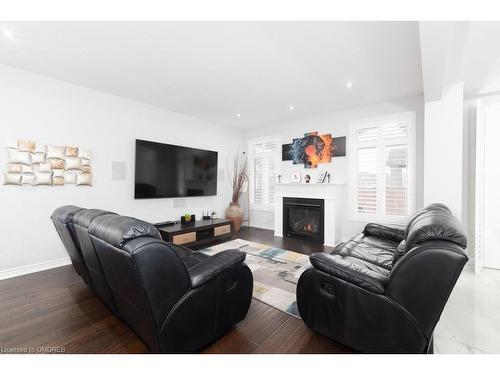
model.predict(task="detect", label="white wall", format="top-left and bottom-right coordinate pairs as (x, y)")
top-left (483, 102), bottom-right (500, 269)
top-left (244, 95), bottom-right (425, 240)
top-left (424, 83), bottom-right (464, 219)
top-left (0, 64), bottom-right (243, 273)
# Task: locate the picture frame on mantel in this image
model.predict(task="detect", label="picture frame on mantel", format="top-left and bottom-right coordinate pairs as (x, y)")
top-left (317, 171), bottom-right (327, 183)
top-left (291, 172), bottom-right (301, 183)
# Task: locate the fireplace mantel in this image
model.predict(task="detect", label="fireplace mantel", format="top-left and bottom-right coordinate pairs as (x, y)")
top-left (274, 182), bottom-right (346, 247)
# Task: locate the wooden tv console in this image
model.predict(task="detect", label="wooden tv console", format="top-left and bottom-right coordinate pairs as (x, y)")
top-left (156, 218), bottom-right (233, 248)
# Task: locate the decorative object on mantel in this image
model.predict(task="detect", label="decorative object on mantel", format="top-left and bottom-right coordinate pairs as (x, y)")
top-left (3, 140), bottom-right (92, 186)
top-left (291, 172), bottom-right (301, 183)
top-left (282, 134), bottom-right (346, 167)
top-left (277, 174), bottom-right (282, 183)
top-left (326, 172), bottom-right (331, 183)
top-left (225, 153), bottom-right (248, 232)
top-left (304, 174), bottom-right (311, 183)
top-left (317, 171), bottom-right (327, 183)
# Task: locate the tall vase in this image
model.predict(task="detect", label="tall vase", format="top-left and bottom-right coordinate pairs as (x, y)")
top-left (225, 202), bottom-right (244, 232)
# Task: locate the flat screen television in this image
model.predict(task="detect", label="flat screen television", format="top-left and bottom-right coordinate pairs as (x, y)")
top-left (134, 139), bottom-right (218, 199)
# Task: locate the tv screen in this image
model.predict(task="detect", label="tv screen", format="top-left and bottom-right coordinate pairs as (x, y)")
top-left (134, 139), bottom-right (218, 199)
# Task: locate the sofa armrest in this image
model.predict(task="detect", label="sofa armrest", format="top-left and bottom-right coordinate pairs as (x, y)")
top-left (189, 249), bottom-right (246, 288)
top-left (310, 253), bottom-right (388, 294)
top-left (363, 223), bottom-right (405, 243)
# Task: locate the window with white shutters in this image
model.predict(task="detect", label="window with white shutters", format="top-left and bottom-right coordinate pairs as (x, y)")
top-left (248, 138), bottom-right (279, 211)
top-left (350, 113), bottom-right (415, 222)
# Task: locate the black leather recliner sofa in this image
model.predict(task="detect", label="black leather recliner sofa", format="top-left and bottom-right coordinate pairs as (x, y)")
top-left (297, 203), bottom-right (468, 353)
top-left (51, 206), bottom-right (253, 353)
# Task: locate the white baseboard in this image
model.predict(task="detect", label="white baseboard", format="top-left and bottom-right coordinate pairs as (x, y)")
top-left (246, 223), bottom-right (275, 231)
top-left (0, 257), bottom-right (71, 281)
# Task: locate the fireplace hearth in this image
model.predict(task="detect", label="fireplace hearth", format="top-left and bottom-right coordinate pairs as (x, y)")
top-left (283, 197), bottom-right (325, 244)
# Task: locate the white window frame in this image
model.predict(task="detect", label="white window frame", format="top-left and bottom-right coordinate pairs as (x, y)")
top-left (247, 135), bottom-right (281, 213)
top-left (348, 111), bottom-right (416, 224)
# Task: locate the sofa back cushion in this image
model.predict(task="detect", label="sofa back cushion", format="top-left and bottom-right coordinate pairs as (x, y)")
top-left (405, 208), bottom-right (467, 250)
top-left (72, 209), bottom-right (118, 312)
top-left (404, 203), bottom-right (451, 238)
top-left (50, 205), bottom-right (88, 281)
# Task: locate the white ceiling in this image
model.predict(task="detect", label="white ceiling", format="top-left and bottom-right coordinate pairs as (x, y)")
top-left (0, 22), bottom-right (423, 129)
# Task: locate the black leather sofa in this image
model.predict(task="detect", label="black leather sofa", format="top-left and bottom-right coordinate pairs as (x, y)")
top-left (51, 206), bottom-right (253, 353)
top-left (296, 203), bottom-right (468, 353)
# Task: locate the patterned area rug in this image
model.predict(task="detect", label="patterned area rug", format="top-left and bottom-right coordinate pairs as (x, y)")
top-left (201, 239), bottom-right (310, 318)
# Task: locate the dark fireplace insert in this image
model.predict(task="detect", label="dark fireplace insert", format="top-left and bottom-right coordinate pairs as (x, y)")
top-left (283, 197), bottom-right (324, 244)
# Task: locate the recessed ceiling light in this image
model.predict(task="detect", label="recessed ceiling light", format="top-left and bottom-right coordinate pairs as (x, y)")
top-left (345, 81), bottom-right (353, 88)
top-left (289, 105), bottom-right (294, 110)
top-left (1, 29), bottom-right (14, 39)
top-left (236, 113), bottom-right (241, 118)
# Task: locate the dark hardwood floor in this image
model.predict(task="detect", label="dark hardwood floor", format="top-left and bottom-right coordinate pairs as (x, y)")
top-left (0, 226), bottom-right (351, 354)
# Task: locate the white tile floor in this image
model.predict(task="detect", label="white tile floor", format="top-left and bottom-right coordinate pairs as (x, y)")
top-left (434, 265), bottom-right (500, 353)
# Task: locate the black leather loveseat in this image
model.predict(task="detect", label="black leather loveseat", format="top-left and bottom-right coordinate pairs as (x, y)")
top-left (51, 206), bottom-right (253, 353)
top-left (296, 203), bottom-right (468, 353)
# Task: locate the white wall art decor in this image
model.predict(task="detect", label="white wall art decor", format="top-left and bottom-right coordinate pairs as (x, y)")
top-left (46, 145), bottom-right (66, 160)
top-left (3, 172), bottom-right (22, 185)
top-left (21, 174), bottom-right (35, 185)
top-left (76, 173), bottom-right (92, 186)
top-left (3, 140), bottom-right (92, 187)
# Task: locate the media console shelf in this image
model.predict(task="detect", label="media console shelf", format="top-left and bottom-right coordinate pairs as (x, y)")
top-left (156, 218), bottom-right (233, 249)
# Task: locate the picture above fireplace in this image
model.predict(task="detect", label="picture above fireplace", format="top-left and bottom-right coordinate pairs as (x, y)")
top-left (283, 197), bottom-right (325, 244)
top-left (282, 133), bottom-right (346, 168)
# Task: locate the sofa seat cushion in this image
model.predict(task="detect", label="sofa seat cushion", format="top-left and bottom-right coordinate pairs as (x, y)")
top-left (332, 233), bottom-right (398, 270)
top-left (310, 253), bottom-right (390, 294)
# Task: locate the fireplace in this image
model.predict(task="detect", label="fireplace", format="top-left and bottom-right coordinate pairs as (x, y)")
top-left (283, 197), bottom-right (325, 244)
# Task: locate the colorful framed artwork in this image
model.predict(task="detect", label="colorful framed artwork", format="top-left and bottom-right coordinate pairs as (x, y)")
top-left (282, 133), bottom-right (346, 168)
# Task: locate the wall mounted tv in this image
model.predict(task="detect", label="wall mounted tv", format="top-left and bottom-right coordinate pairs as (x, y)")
top-left (134, 139), bottom-right (218, 199)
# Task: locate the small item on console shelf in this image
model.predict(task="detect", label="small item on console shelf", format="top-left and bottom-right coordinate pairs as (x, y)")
top-left (305, 174), bottom-right (311, 183)
top-left (154, 220), bottom-right (176, 227)
top-left (202, 210), bottom-right (212, 220)
top-left (181, 213), bottom-right (196, 225)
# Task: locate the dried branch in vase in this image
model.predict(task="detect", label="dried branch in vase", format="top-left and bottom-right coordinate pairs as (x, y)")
top-left (228, 153), bottom-right (248, 203)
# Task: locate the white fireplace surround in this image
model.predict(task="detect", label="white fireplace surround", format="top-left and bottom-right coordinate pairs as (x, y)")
top-left (274, 182), bottom-right (346, 247)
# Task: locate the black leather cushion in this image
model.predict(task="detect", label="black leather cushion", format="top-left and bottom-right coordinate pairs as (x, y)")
top-left (310, 252), bottom-right (389, 294)
top-left (73, 209), bottom-right (116, 228)
top-left (392, 240), bottom-right (407, 266)
top-left (50, 205), bottom-right (88, 283)
top-left (406, 210), bottom-right (467, 250)
top-left (169, 243), bottom-right (211, 269)
top-left (363, 223), bottom-right (405, 243)
top-left (72, 209), bottom-right (118, 313)
top-left (88, 215), bottom-right (161, 249)
top-left (51, 205), bottom-right (84, 224)
top-left (332, 233), bottom-right (397, 270)
top-left (189, 250), bottom-right (247, 288)
top-left (405, 203), bottom-right (451, 238)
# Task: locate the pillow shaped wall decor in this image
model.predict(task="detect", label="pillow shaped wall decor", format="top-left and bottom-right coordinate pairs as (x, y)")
top-left (3, 140), bottom-right (92, 187)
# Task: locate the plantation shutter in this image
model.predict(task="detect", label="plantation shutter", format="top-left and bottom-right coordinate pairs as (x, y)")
top-left (353, 115), bottom-right (412, 218)
top-left (249, 138), bottom-right (278, 208)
